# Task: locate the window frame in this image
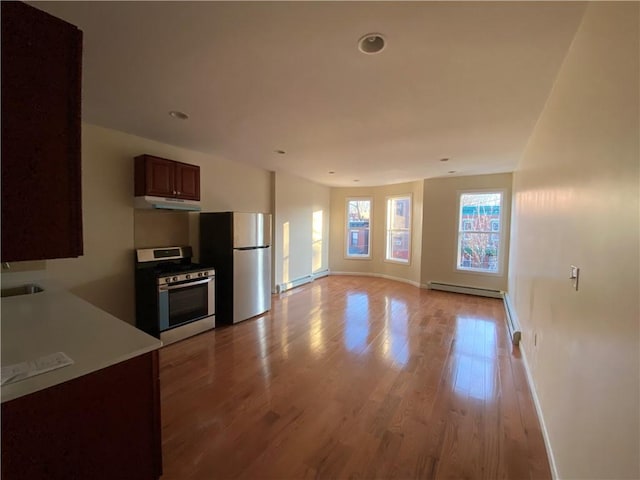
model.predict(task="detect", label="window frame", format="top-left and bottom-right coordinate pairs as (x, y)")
top-left (384, 194), bottom-right (412, 265)
top-left (345, 197), bottom-right (372, 260)
top-left (455, 189), bottom-right (505, 276)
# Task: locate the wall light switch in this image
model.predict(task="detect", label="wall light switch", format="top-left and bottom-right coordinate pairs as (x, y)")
top-left (569, 265), bottom-right (579, 291)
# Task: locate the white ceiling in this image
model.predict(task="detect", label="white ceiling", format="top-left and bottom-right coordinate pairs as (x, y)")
top-left (32, 1), bottom-right (586, 187)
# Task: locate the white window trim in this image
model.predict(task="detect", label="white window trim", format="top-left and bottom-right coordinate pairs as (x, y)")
top-left (345, 196), bottom-right (372, 260)
top-left (384, 194), bottom-right (412, 265)
top-left (454, 189), bottom-right (506, 276)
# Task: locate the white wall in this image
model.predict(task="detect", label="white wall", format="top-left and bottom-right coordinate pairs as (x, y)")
top-left (46, 123), bottom-right (272, 324)
top-left (508, 3), bottom-right (639, 478)
top-left (272, 171), bottom-right (330, 291)
top-left (421, 173), bottom-right (512, 291)
top-left (329, 181), bottom-right (423, 286)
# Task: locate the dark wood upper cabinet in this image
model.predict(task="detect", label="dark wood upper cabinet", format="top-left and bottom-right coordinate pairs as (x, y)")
top-left (135, 155), bottom-right (200, 201)
top-left (139, 155), bottom-right (176, 198)
top-left (1, 1), bottom-right (83, 262)
top-left (175, 162), bottom-right (200, 200)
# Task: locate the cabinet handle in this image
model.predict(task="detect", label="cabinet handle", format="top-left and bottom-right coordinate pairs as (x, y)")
top-left (173, 190), bottom-right (176, 195)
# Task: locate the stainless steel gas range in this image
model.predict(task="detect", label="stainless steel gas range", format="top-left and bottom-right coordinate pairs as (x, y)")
top-left (135, 246), bottom-right (215, 345)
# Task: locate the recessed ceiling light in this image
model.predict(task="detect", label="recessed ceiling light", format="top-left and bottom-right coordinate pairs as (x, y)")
top-left (448, 170), bottom-right (456, 174)
top-left (274, 149), bottom-right (286, 155)
top-left (440, 157), bottom-right (450, 162)
top-left (169, 110), bottom-right (189, 120)
top-left (328, 171), bottom-right (335, 174)
top-left (353, 179), bottom-right (360, 182)
top-left (358, 33), bottom-right (385, 54)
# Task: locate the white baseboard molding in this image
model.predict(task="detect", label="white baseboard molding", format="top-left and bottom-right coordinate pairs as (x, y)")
top-left (427, 281), bottom-right (503, 299)
top-left (502, 292), bottom-right (522, 345)
top-left (330, 271), bottom-right (421, 288)
top-left (519, 344), bottom-right (559, 479)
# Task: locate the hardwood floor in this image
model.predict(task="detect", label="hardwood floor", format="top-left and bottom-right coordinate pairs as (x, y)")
top-left (159, 276), bottom-right (550, 479)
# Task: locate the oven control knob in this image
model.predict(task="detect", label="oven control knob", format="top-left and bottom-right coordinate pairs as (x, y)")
top-left (172, 276), bottom-right (178, 282)
top-left (186, 274), bottom-right (191, 280)
top-left (165, 277), bottom-right (172, 283)
top-left (198, 272), bottom-right (204, 277)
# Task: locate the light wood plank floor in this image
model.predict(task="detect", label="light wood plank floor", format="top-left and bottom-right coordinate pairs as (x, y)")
top-left (159, 276), bottom-right (550, 479)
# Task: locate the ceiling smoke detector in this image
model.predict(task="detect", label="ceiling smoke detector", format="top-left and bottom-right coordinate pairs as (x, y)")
top-left (358, 33), bottom-right (385, 54)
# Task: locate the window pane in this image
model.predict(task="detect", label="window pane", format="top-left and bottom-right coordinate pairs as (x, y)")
top-left (389, 197), bottom-right (410, 229)
top-left (385, 195), bottom-right (411, 263)
top-left (346, 199), bottom-right (371, 257)
top-left (458, 233), bottom-right (499, 272)
top-left (457, 192), bottom-right (502, 273)
top-left (348, 229), bottom-right (369, 255)
top-left (387, 231), bottom-right (410, 262)
top-left (459, 193), bottom-right (501, 232)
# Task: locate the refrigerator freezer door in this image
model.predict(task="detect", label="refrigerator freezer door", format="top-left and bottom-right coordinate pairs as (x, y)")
top-left (232, 246), bottom-right (271, 323)
top-left (233, 212), bottom-right (271, 248)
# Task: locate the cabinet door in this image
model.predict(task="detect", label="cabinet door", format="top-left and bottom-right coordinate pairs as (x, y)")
top-left (144, 155), bottom-right (176, 197)
top-left (1, 2), bottom-right (83, 262)
top-left (175, 162), bottom-right (200, 200)
top-left (1, 352), bottom-right (162, 479)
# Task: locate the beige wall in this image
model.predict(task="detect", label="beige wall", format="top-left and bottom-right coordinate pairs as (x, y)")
top-left (272, 172), bottom-right (331, 291)
top-left (44, 123), bottom-right (272, 324)
top-left (134, 210), bottom-right (190, 248)
top-left (508, 3), bottom-right (639, 479)
top-left (329, 181), bottom-right (423, 286)
top-left (421, 173), bottom-right (512, 291)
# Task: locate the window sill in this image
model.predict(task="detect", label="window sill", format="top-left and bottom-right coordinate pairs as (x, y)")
top-left (455, 267), bottom-right (503, 277)
top-left (384, 258), bottom-right (411, 266)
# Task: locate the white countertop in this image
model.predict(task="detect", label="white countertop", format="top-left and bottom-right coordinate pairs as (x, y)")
top-left (1, 273), bottom-right (162, 403)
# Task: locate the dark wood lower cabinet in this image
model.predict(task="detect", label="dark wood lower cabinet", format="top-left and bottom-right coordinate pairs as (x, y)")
top-left (1, 351), bottom-right (162, 480)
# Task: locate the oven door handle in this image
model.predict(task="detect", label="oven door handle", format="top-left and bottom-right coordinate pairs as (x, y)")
top-left (159, 278), bottom-right (213, 291)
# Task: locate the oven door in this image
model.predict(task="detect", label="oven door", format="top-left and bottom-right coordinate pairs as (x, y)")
top-left (158, 277), bottom-right (215, 332)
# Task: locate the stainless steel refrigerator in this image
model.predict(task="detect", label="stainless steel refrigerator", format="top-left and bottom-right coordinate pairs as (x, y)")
top-left (199, 212), bottom-right (271, 324)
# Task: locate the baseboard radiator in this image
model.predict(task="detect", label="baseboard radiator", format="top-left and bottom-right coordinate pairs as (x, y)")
top-left (427, 281), bottom-right (503, 299)
top-left (313, 269), bottom-right (330, 280)
top-left (502, 294), bottom-right (522, 345)
top-left (275, 269), bottom-right (330, 294)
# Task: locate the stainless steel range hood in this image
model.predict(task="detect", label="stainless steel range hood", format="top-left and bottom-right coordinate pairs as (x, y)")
top-left (134, 195), bottom-right (201, 211)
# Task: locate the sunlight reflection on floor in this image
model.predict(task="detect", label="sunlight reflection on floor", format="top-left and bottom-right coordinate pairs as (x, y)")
top-left (452, 315), bottom-right (497, 401)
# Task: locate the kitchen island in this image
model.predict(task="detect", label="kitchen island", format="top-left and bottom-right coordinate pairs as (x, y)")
top-left (1, 273), bottom-right (163, 479)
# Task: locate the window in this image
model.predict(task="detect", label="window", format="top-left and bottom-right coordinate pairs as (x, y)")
top-left (346, 198), bottom-right (371, 258)
top-left (385, 195), bottom-right (411, 263)
top-left (456, 192), bottom-right (503, 274)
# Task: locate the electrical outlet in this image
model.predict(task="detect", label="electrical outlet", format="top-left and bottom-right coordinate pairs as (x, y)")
top-left (569, 265), bottom-right (580, 291)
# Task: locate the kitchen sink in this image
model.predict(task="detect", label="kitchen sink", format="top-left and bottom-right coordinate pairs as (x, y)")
top-left (1, 284), bottom-right (44, 298)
